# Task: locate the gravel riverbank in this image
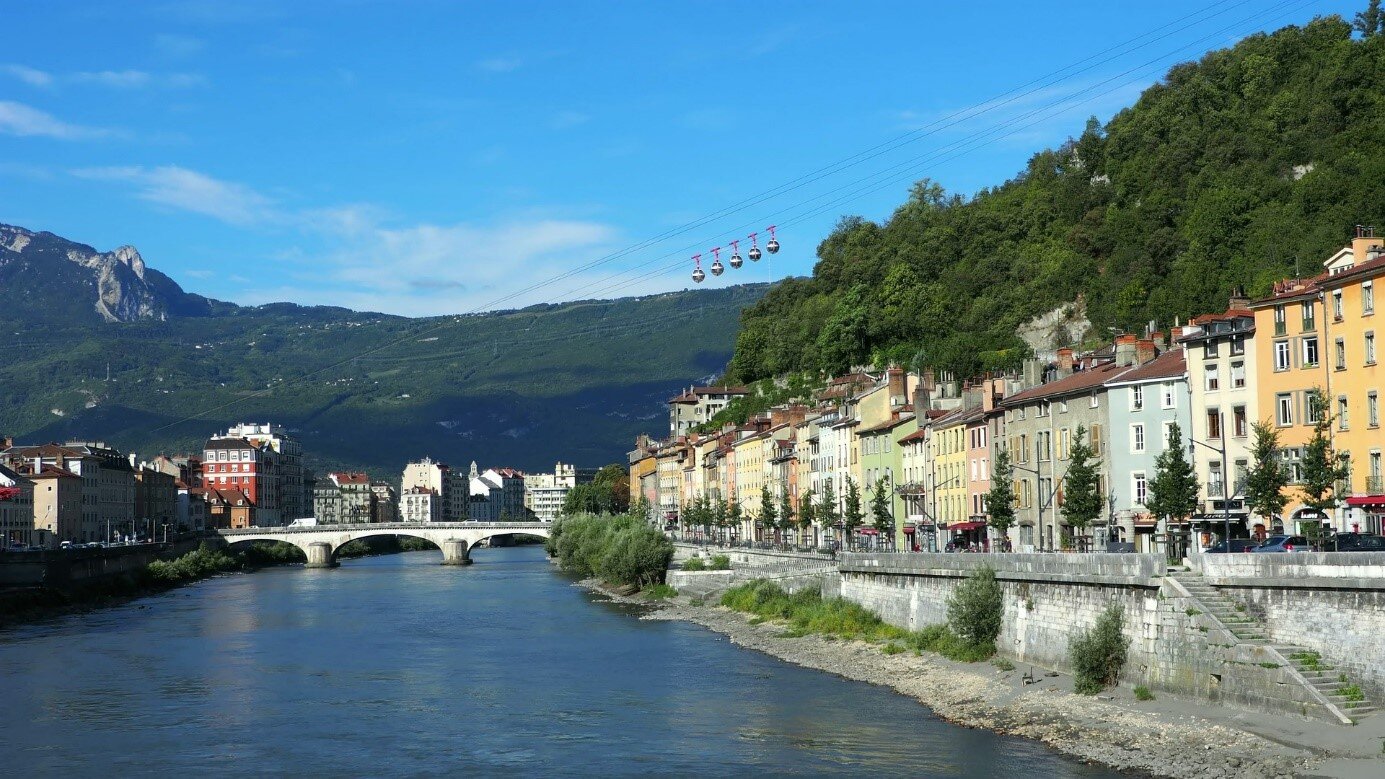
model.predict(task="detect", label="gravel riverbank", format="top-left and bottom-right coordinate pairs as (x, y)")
top-left (579, 580), bottom-right (1385, 779)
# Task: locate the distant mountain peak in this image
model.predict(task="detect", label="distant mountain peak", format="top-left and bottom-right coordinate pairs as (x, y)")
top-left (0, 223), bottom-right (212, 323)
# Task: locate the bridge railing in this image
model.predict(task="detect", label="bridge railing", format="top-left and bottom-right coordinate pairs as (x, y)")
top-left (217, 522), bottom-right (552, 535)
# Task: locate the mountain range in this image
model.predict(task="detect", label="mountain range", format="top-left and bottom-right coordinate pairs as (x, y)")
top-left (0, 223), bottom-right (764, 477)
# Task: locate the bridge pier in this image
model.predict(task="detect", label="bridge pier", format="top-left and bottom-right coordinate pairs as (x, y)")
top-left (304, 542), bottom-right (337, 568)
top-left (440, 539), bottom-right (471, 566)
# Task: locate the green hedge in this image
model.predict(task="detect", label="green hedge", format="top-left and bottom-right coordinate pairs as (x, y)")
top-left (546, 512), bottom-right (674, 589)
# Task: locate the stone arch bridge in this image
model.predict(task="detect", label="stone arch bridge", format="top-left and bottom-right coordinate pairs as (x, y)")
top-left (214, 522), bottom-right (551, 567)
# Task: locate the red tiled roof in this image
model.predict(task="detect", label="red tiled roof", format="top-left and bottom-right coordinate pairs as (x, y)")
top-left (1001, 360), bottom-right (1129, 406)
top-left (898, 428), bottom-right (928, 444)
top-left (330, 472), bottom-right (371, 485)
top-left (1106, 349), bottom-right (1185, 383)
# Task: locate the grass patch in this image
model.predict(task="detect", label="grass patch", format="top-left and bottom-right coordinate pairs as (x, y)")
top-left (748, 615), bottom-right (768, 625)
top-left (719, 580), bottom-right (995, 661)
top-left (688, 597), bottom-right (705, 607)
top-left (1290, 651), bottom-right (1328, 672)
top-left (642, 584), bottom-right (678, 600)
top-left (708, 554), bottom-right (731, 570)
top-left (1185, 607), bottom-right (1202, 616)
top-left (993, 658), bottom-right (1015, 672)
top-left (1339, 684), bottom-right (1365, 703)
top-left (882, 643), bottom-right (905, 655)
top-left (681, 557), bottom-right (707, 571)
top-left (1258, 662), bottom-right (1281, 669)
top-left (1134, 685), bottom-right (1155, 701)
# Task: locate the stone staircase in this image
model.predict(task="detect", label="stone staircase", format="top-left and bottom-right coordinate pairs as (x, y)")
top-left (1167, 569), bottom-right (1374, 724)
top-left (1274, 645), bottom-right (1378, 720)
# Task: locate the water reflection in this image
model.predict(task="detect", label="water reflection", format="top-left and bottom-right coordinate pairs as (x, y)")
top-left (0, 546), bottom-right (1120, 777)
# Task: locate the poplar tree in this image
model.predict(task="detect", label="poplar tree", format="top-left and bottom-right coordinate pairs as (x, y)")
top-left (986, 447), bottom-right (1017, 543)
top-left (1145, 422), bottom-right (1200, 528)
top-left (870, 476), bottom-right (894, 547)
top-left (1243, 421), bottom-right (1289, 529)
top-left (843, 476), bottom-right (865, 548)
top-left (1062, 425), bottom-right (1103, 550)
top-left (1300, 389), bottom-right (1350, 546)
top-left (778, 488), bottom-right (795, 545)
top-left (759, 485), bottom-right (777, 543)
top-left (798, 488), bottom-right (817, 546)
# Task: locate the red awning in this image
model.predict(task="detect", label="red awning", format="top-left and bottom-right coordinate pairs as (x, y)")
top-left (947, 521), bottom-right (987, 531)
top-left (902, 526), bottom-right (916, 534)
top-left (1345, 495), bottom-right (1385, 508)
top-left (858, 528), bottom-right (879, 535)
top-left (0, 487), bottom-right (20, 501)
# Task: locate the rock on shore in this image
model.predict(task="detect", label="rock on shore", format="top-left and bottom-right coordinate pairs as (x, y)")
top-left (583, 581), bottom-right (1323, 779)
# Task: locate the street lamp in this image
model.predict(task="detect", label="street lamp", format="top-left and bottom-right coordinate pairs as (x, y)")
top-left (1188, 411), bottom-right (1234, 554)
top-left (928, 474), bottom-right (962, 552)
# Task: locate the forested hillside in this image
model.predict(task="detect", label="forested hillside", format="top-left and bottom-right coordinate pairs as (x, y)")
top-left (728, 16), bottom-right (1385, 382)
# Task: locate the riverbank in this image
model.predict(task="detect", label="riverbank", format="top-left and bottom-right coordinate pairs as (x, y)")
top-left (0, 537), bottom-right (439, 628)
top-left (578, 580), bottom-right (1385, 779)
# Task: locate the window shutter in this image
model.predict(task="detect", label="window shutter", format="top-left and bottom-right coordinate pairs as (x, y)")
top-left (1089, 424), bottom-right (1103, 452)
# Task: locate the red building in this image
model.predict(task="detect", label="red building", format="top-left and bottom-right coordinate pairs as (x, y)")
top-left (201, 437), bottom-right (282, 526)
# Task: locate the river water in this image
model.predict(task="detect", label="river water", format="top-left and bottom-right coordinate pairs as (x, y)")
top-left (1, 546), bottom-right (1120, 777)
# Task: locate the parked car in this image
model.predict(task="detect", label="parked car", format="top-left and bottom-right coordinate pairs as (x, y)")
top-left (1252, 535), bottom-right (1311, 553)
top-left (1206, 539), bottom-right (1260, 553)
top-left (1327, 533), bottom-right (1385, 551)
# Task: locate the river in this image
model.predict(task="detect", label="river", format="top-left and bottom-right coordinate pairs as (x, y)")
top-left (0, 545), bottom-right (1121, 777)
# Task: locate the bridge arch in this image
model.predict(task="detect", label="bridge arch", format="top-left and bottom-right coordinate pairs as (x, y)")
top-left (215, 522), bottom-right (553, 568)
top-left (325, 529), bottom-right (445, 557)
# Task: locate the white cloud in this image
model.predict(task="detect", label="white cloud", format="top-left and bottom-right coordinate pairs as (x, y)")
top-left (551, 110), bottom-right (590, 129)
top-left (2, 64), bottom-right (206, 90)
top-left (0, 101), bottom-right (110, 140)
top-left (154, 33), bottom-right (205, 57)
top-left (1, 64), bottom-right (53, 87)
top-left (71, 165), bottom-right (276, 225)
top-left (477, 57), bottom-right (524, 73)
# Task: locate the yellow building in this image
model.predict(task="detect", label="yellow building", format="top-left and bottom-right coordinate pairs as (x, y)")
top-left (929, 408), bottom-right (971, 546)
top-left (1318, 231), bottom-right (1385, 533)
top-left (1251, 229), bottom-right (1385, 534)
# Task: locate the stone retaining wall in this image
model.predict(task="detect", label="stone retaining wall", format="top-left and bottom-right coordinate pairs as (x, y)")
top-left (1200, 552), bottom-right (1385, 703)
top-left (835, 553), bottom-right (1347, 722)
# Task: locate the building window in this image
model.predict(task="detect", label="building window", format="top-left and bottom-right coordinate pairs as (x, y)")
top-left (1204, 365), bottom-right (1219, 392)
top-left (1132, 424), bottom-right (1145, 453)
top-left (1160, 382), bottom-right (1175, 408)
top-left (1230, 337), bottom-right (1245, 356)
top-left (1205, 340), bottom-right (1219, 359)
top-left (1302, 336), bottom-right (1319, 368)
top-left (1230, 361), bottom-right (1246, 389)
top-left (1367, 332), bottom-right (1377, 365)
top-left (1209, 461), bottom-right (1224, 498)
top-left (1233, 405), bottom-right (1248, 437)
top-left (1339, 396), bottom-right (1350, 431)
top-left (1090, 392), bottom-right (1099, 409)
top-left (1335, 338), bottom-right (1346, 371)
top-left (1332, 289), bottom-right (1344, 321)
top-left (1276, 393), bottom-right (1294, 427)
top-left (1274, 304), bottom-right (1287, 336)
top-left (1302, 301), bottom-right (1315, 332)
top-left (1131, 385), bottom-right (1144, 410)
top-left (1133, 473), bottom-right (1148, 506)
top-left (1370, 392), bottom-right (1379, 428)
top-left (1206, 410), bottom-right (1222, 439)
top-left (1058, 400), bottom-right (1068, 414)
top-left (1306, 392), bottom-right (1324, 425)
top-left (1366, 281), bottom-right (1375, 315)
top-left (1058, 428), bottom-right (1070, 460)
top-left (1274, 340), bottom-right (1290, 371)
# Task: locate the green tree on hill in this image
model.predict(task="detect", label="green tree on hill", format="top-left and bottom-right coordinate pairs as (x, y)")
top-left (1145, 423), bottom-right (1200, 553)
top-left (1299, 389), bottom-right (1351, 547)
top-left (1244, 421), bottom-right (1289, 531)
top-left (1062, 426), bottom-right (1103, 551)
top-left (986, 447), bottom-right (1017, 548)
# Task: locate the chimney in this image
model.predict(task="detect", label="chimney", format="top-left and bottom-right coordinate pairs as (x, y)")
top-left (1170, 325), bottom-right (1184, 343)
top-left (1115, 334), bottom-right (1138, 367)
top-left (1228, 286), bottom-right (1250, 311)
top-left (1352, 225), bottom-right (1383, 265)
top-left (886, 366), bottom-right (907, 407)
top-left (1135, 338), bottom-right (1156, 365)
top-left (1022, 358), bottom-right (1043, 389)
top-left (1056, 348), bottom-right (1074, 377)
top-left (1151, 331), bottom-right (1167, 350)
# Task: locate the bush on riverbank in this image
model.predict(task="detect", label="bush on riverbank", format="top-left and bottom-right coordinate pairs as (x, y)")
top-left (239, 541), bottom-right (306, 565)
top-left (681, 556), bottom-right (706, 571)
top-left (708, 554), bottom-right (730, 570)
top-left (547, 512), bottom-right (673, 589)
top-left (145, 543), bottom-right (242, 583)
top-left (1071, 604), bottom-right (1129, 694)
top-left (946, 565), bottom-right (1002, 655)
top-left (720, 580), bottom-right (997, 662)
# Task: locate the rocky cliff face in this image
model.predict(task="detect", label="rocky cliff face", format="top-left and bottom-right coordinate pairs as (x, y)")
top-left (0, 224), bottom-right (213, 323)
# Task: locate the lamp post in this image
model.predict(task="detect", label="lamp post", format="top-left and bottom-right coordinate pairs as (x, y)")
top-left (1188, 411), bottom-right (1233, 553)
top-left (929, 474), bottom-right (962, 552)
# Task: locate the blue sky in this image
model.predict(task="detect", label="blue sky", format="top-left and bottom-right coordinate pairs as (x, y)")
top-left (0, 0), bottom-right (1361, 317)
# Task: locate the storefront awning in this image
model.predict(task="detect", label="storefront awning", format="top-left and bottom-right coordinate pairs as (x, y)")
top-left (858, 527), bottom-right (879, 535)
top-left (902, 525), bottom-right (916, 534)
top-left (1345, 495), bottom-right (1385, 509)
top-left (946, 521), bottom-right (987, 531)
